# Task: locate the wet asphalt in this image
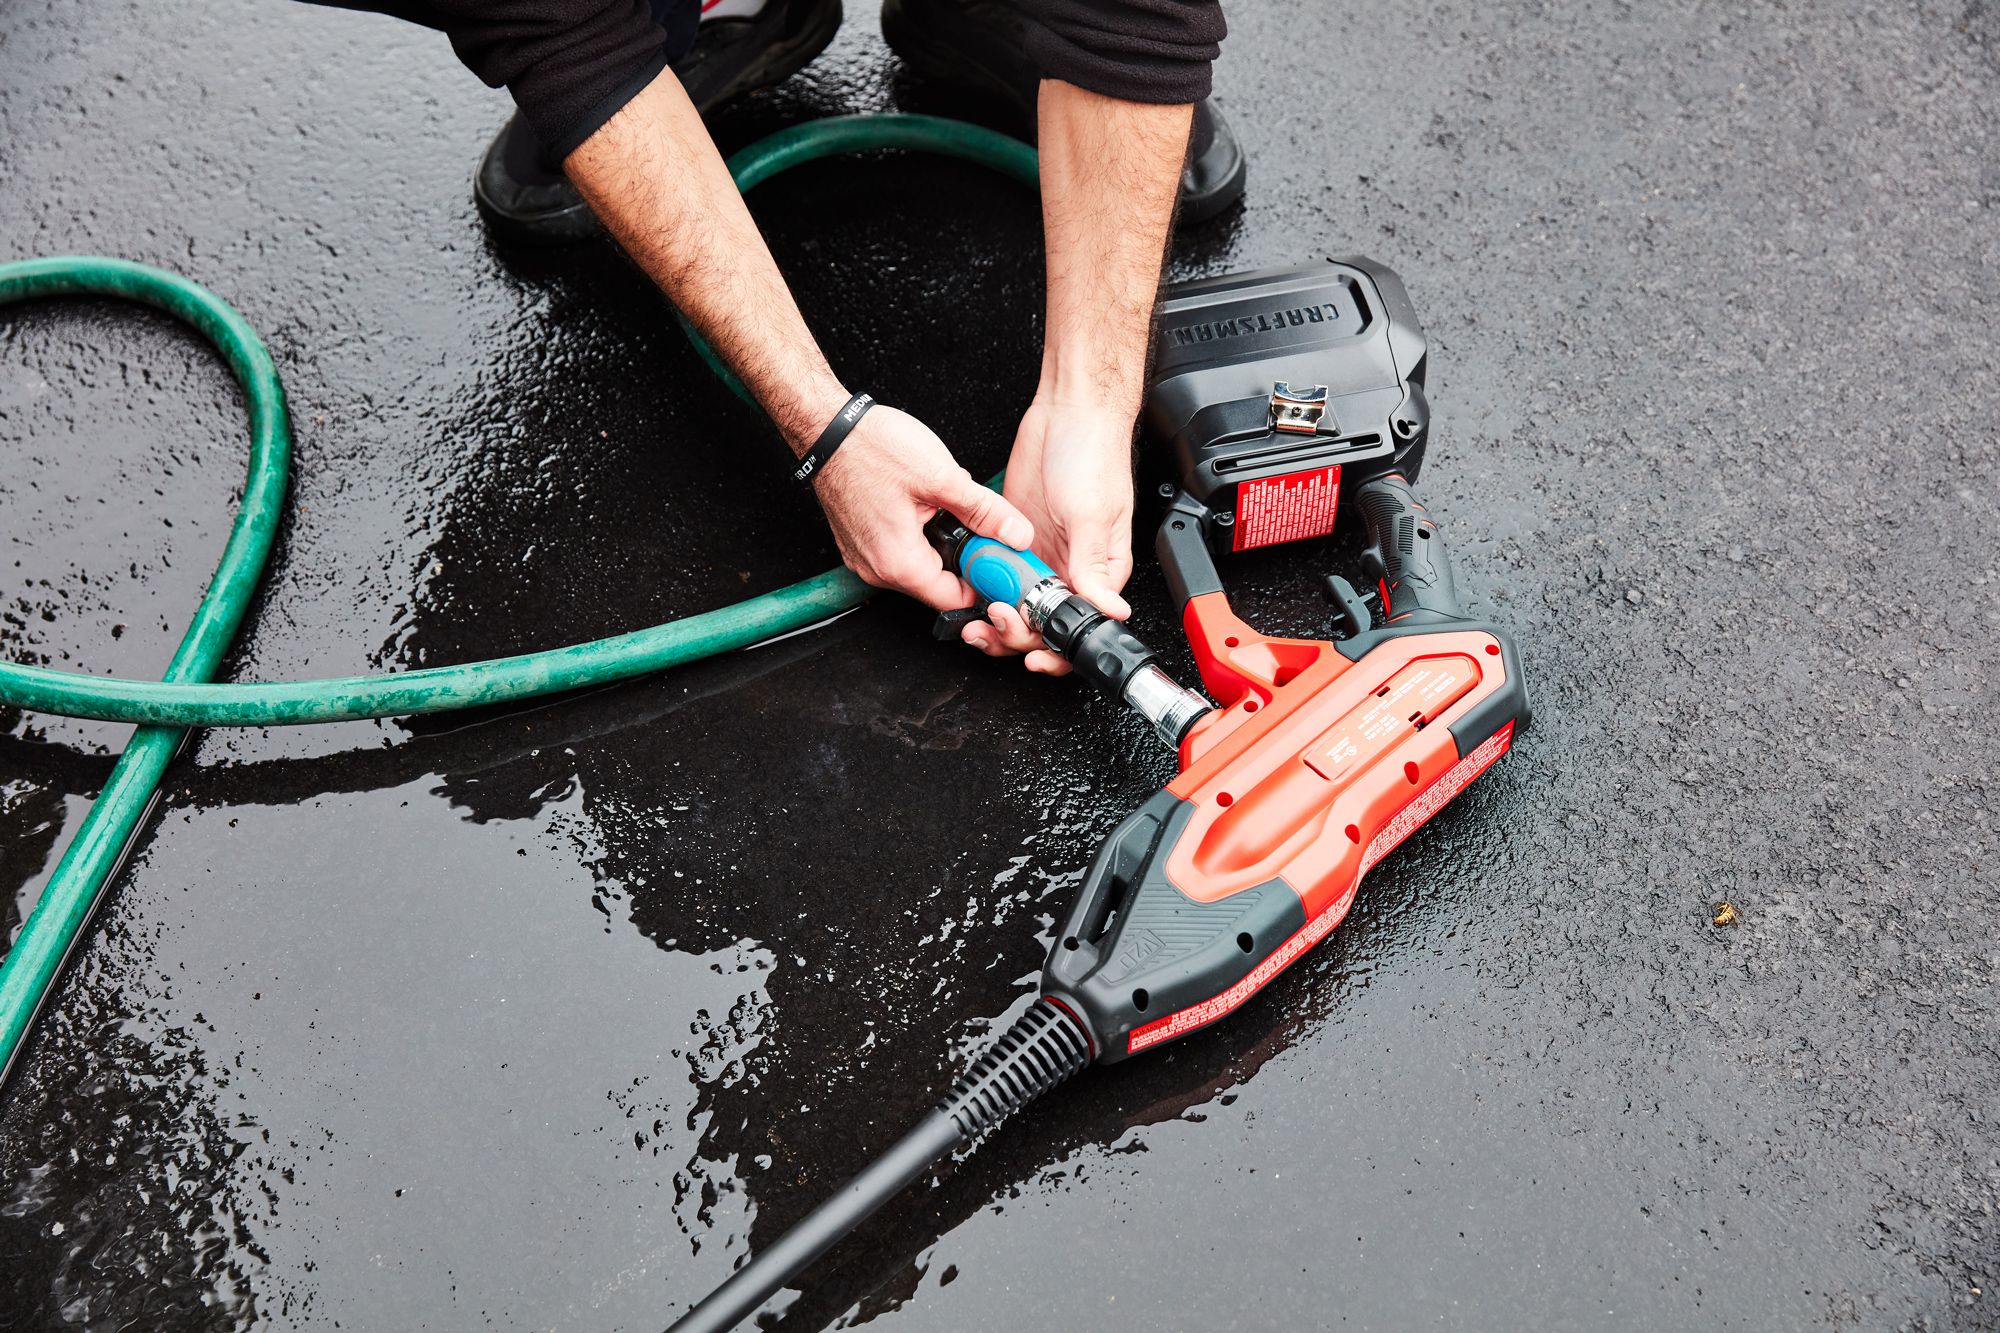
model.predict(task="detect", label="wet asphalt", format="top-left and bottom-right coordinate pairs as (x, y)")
top-left (3, 0), bottom-right (1997, 1329)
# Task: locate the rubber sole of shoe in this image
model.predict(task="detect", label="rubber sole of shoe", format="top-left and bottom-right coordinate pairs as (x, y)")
top-left (878, 0), bottom-right (1245, 227)
top-left (1175, 113), bottom-right (1247, 226)
top-left (475, 0), bottom-right (846, 246)
top-left (682, 0), bottom-right (844, 113)
top-left (879, 0), bottom-right (1032, 122)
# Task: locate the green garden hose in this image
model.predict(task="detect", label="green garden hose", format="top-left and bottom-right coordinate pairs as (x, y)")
top-left (0, 113), bottom-right (1040, 1082)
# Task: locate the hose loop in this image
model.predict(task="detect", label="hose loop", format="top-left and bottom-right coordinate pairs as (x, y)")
top-left (0, 112), bottom-right (1041, 1083)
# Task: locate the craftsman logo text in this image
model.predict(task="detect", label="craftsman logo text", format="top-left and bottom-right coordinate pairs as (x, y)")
top-left (1167, 303), bottom-right (1342, 347)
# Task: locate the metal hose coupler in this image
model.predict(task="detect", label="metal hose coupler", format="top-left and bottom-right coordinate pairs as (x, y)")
top-left (1033, 588), bottom-right (1211, 748)
top-left (923, 512), bottom-right (1211, 748)
top-left (1120, 663), bottom-right (1212, 748)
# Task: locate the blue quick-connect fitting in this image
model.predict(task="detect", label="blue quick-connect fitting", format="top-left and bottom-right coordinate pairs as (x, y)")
top-left (958, 536), bottom-right (1057, 608)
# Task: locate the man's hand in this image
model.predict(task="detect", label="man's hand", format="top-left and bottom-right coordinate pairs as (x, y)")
top-left (563, 72), bottom-right (1031, 615)
top-left (960, 399), bottom-right (1135, 675)
top-left (959, 80), bottom-right (1191, 675)
top-left (813, 403), bottom-right (1035, 610)
top-left (564, 72), bottom-right (1179, 651)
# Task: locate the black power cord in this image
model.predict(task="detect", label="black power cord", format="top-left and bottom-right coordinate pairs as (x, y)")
top-left (666, 999), bottom-right (1093, 1333)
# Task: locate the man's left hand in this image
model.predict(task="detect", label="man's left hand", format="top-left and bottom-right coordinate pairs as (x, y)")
top-left (958, 398), bottom-right (1135, 675)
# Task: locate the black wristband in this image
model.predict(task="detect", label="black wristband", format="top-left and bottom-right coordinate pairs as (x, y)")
top-left (792, 392), bottom-right (875, 485)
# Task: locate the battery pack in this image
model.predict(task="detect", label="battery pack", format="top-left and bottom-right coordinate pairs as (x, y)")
top-left (1145, 259), bottom-right (1430, 552)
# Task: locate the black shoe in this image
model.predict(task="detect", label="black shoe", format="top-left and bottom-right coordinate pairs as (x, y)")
top-left (879, 0), bottom-right (1246, 225)
top-left (476, 0), bottom-right (845, 245)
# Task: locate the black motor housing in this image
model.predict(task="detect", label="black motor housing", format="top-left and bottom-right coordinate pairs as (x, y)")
top-left (1146, 259), bottom-right (1430, 553)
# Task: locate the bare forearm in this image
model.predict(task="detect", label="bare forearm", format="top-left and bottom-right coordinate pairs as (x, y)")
top-left (1034, 81), bottom-right (1192, 421)
top-left (564, 69), bottom-right (844, 450)
top-left (564, 70), bottom-right (1036, 614)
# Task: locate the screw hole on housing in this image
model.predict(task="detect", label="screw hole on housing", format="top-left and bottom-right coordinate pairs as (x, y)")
top-left (1171, 519), bottom-right (1186, 530)
top-left (1404, 761), bottom-right (1420, 783)
top-left (1485, 643), bottom-right (1500, 655)
top-left (1216, 792), bottom-right (1234, 807)
top-left (1225, 636), bottom-right (1239, 648)
top-left (1345, 823), bottom-right (1360, 843)
top-left (1417, 528), bottom-right (1432, 540)
top-left (1063, 935), bottom-right (1080, 951)
top-left (1132, 988), bottom-right (1150, 1012)
top-left (1237, 932), bottom-right (1254, 954)
top-left (1243, 699), bottom-right (1259, 713)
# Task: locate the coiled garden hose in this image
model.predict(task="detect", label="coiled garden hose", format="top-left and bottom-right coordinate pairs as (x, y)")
top-left (0, 113), bottom-right (1040, 1082)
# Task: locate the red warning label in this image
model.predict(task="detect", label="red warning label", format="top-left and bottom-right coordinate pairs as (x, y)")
top-left (1232, 465), bottom-right (1341, 551)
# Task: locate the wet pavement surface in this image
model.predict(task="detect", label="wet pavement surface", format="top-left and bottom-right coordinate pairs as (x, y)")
top-left (3, 0), bottom-right (1997, 1328)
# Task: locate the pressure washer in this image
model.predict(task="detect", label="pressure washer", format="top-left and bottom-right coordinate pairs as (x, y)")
top-left (668, 258), bottom-right (1530, 1331)
top-left (0, 116), bottom-right (1526, 1332)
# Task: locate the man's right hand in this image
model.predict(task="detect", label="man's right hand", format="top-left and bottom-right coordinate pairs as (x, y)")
top-left (808, 402), bottom-right (1036, 612)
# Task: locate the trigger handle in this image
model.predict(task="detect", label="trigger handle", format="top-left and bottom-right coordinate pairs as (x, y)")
top-left (1354, 472), bottom-right (1462, 623)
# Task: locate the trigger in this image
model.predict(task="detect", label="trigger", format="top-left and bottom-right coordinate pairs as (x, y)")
top-left (932, 606), bottom-right (991, 642)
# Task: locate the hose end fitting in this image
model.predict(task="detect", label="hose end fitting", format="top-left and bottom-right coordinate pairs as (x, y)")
top-left (940, 998), bottom-right (1092, 1141)
top-left (1121, 664), bottom-right (1212, 748)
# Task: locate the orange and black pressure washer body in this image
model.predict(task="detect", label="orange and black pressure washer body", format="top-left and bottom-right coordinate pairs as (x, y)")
top-left (1042, 259), bottom-right (1530, 1062)
top-left (669, 259), bottom-right (1532, 1333)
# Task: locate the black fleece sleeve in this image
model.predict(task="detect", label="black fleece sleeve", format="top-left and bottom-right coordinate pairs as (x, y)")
top-left (1018, 0), bottom-right (1226, 104)
top-left (306, 0), bottom-right (689, 160)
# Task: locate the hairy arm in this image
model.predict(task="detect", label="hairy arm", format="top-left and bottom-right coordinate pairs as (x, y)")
top-left (565, 66), bottom-right (841, 447)
top-left (971, 80), bottom-right (1192, 672)
top-left (1036, 81), bottom-right (1192, 430)
top-left (565, 69), bottom-right (1032, 608)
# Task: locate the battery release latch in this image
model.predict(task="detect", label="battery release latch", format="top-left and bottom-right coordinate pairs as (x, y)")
top-left (1269, 382), bottom-right (1329, 435)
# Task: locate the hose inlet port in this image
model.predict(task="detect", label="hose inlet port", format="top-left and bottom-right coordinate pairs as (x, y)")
top-left (1121, 664), bottom-right (1213, 748)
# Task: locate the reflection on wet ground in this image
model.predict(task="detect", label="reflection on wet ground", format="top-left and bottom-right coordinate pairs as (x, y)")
top-left (5, 0), bottom-right (1999, 1329)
